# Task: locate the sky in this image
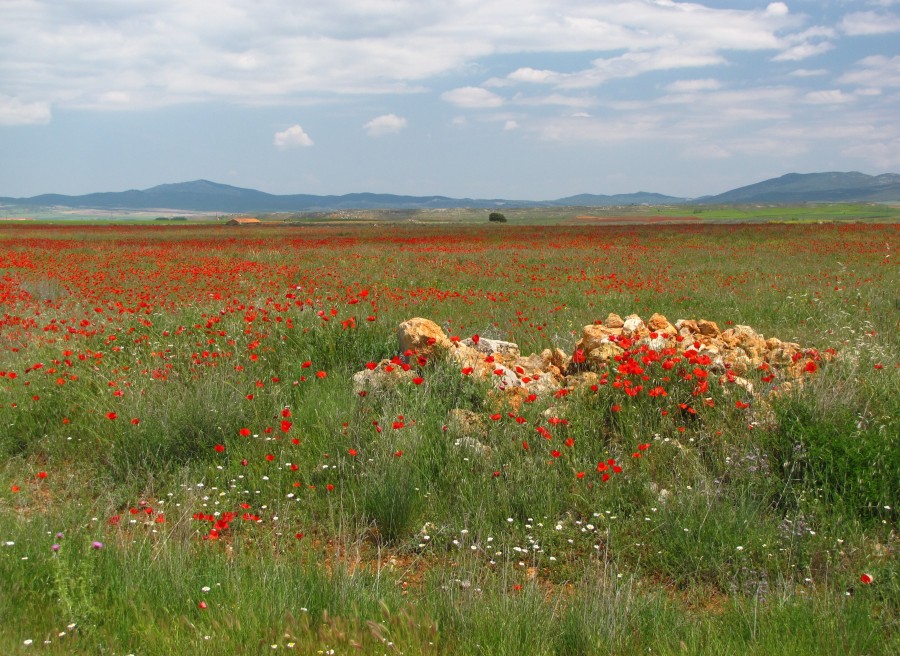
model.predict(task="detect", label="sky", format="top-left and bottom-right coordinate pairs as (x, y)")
top-left (1, 0), bottom-right (898, 200)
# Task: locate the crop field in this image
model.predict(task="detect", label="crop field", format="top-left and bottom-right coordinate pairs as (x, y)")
top-left (0, 221), bottom-right (897, 654)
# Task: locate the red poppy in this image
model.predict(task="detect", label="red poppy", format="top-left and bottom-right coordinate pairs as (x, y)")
top-left (214, 444), bottom-right (225, 453)
top-left (860, 573), bottom-right (873, 584)
top-left (106, 412), bottom-right (118, 420)
top-left (412, 377), bottom-right (424, 385)
top-left (239, 428), bottom-right (251, 437)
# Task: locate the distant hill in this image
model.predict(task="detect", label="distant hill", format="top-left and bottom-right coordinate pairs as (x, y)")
top-left (700, 172), bottom-right (900, 204)
top-left (547, 192), bottom-right (684, 206)
top-left (2, 172), bottom-right (899, 212)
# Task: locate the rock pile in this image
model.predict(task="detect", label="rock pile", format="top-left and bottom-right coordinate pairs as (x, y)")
top-left (353, 314), bottom-right (825, 403)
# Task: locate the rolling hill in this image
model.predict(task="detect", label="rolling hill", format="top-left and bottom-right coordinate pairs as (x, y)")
top-left (1, 172), bottom-right (898, 213)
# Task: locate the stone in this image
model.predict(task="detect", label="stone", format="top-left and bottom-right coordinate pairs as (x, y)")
top-left (551, 348), bottom-right (570, 372)
top-left (697, 320), bottom-right (720, 337)
top-left (447, 408), bottom-right (487, 437)
top-left (622, 315), bottom-right (645, 335)
top-left (397, 318), bottom-right (451, 357)
top-left (647, 313), bottom-right (674, 332)
top-left (587, 342), bottom-right (624, 363)
top-left (578, 324), bottom-right (614, 353)
top-left (604, 313), bottom-right (624, 329)
top-left (460, 337), bottom-right (520, 358)
top-left (352, 360), bottom-right (415, 394)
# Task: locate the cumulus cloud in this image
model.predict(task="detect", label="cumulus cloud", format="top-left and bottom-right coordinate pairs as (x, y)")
top-left (0, 95), bottom-right (51, 125)
top-left (503, 120), bottom-right (519, 130)
top-left (441, 87), bottom-right (504, 108)
top-left (274, 124), bottom-right (314, 149)
top-left (363, 113), bottom-right (407, 137)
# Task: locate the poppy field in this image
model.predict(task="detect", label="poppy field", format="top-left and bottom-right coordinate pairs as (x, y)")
top-left (0, 221), bottom-right (898, 654)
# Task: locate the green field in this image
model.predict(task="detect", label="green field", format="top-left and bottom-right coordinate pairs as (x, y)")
top-left (0, 219), bottom-right (897, 654)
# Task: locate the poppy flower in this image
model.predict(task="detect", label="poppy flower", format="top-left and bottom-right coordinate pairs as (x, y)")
top-left (239, 428), bottom-right (252, 437)
top-left (412, 377), bottom-right (424, 385)
top-left (106, 412), bottom-right (118, 420)
top-left (214, 444), bottom-right (225, 453)
top-left (37, 471), bottom-right (47, 479)
top-left (860, 573), bottom-right (874, 584)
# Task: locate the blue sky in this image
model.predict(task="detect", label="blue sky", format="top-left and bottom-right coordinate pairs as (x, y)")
top-left (1, 0), bottom-right (898, 199)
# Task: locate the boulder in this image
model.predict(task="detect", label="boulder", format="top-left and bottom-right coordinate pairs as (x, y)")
top-left (460, 337), bottom-right (520, 358)
top-left (587, 342), bottom-right (624, 363)
top-left (353, 360), bottom-right (415, 394)
top-left (697, 320), bottom-right (720, 337)
top-left (397, 318), bottom-right (451, 357)
top-left (622, 315), bottom-right (645, 335)
top-left (604, 313), bottom-right (624, 329)
top-left (578, 324), bottom-right (615, 353)
top-left (647, 312), bottom-right (671, 332)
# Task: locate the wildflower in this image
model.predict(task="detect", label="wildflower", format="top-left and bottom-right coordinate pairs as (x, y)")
top-left (91, 541), bottom-right (104, 550)
top-left (860, 573), bottom-right (874, 584)
top-left (214, 444), bottom-right (225, 453)
top-left (106, 412), bottom-right (117, 420)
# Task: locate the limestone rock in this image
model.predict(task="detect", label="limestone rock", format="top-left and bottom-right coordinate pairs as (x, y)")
top-left (353, 360), bottom-right (415, 394)
top-left (647, 313), bottom-right (670, 332)
top-left (461, 337), bottom-right (520, 358)
top-left (604, 313), bottom-right (624, 329)
top-left (578, 324), bottom-right (615, 353)
top-left (697, 320), bottom-right (720, 337)
top-left (397, 318), bottom-right (451, 357)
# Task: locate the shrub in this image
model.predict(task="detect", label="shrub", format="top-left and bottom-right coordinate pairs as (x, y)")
top-left (488, 212), bottom-right (507, 222)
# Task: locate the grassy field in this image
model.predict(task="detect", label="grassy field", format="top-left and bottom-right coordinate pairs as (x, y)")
top-left (0, 220), bottom-right (897, 654)
top-left (4, 201), bottom-right (900, 226)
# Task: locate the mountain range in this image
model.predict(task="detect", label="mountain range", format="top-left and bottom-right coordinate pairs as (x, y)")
top-left (2, 172), bottom-right (899, 213)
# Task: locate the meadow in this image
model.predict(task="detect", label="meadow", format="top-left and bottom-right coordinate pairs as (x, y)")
top-left (0, 220), bottom-right (897, 654)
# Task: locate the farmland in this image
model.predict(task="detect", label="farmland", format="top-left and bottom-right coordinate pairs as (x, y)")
top-left (0, 221), bottom-right (898, 654)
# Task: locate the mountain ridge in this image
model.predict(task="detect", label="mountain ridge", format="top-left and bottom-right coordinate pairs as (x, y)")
top-left (2, 172), bottom-right (898, 212)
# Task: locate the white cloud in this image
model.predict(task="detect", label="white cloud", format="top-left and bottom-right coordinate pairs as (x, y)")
top-left (840, 11), bottom-right (900, 35)
top-left (839, 56), bottom-right (900, 87)
top-left (273, 124), bottom-right (314, 149)
top-left (507, 68), bottom-right (559, 84)
top-left (0, 0), bottom-right (804, 111)
top-left (441, 87), bottom-right (504, 108)
top-left (803, 90), bottom-right (856, 104)
top-left (773, 41), bottom-right (834, 62)
top-left (664, 78), bottom-right (721, 93)
top-left (363, 113), bottom-right (407, 137)
top-left (503, 120), bottom-right (519, 130)
top-left (0, 95), bottom-right (51, 125)
top-left (789, 68), bottom-right (828, 77)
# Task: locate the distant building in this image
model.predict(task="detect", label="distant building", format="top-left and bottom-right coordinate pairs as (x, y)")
top-left (0, 217), bottom-right (34, 221)
top-left (226, 217), bottom-right (261, 226)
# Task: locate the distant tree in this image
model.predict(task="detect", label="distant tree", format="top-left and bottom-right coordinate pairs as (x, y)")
top-left (488, 212), bottom-right (507, 222)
